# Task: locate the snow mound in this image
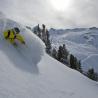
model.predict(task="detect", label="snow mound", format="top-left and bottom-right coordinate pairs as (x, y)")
top-left (0, 17), bottom-right (45, 73)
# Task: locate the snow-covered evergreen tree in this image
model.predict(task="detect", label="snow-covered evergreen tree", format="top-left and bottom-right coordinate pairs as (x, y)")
top-left (87, 68), bottom-right (97, 81)
top-left (51, 48), bottom-right (57, 59)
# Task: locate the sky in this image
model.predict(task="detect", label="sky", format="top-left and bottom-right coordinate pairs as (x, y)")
top-left (0, 0), bottom-right (98, 29)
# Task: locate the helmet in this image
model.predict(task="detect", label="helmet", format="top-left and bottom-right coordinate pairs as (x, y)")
top-left (14, 27), bottom-right (20, 33)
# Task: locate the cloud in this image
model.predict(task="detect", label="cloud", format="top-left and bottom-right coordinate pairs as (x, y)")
top-left (0, 0), bottom-right (98, 28)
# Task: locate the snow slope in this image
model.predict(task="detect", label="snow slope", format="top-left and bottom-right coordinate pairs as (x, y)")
top-left (50, 28), bottom-right (98, 72)
top-left (0, 15), bottom-right (98, 98)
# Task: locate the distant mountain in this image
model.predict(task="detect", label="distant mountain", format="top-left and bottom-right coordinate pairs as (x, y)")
top-left (49, 27), bottom-right (98, 73)
top-left (49, 27), bottom-right (87, 34)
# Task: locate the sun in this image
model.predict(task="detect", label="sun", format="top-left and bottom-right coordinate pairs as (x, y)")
top-left (50, 0), bottom-right (71, 11)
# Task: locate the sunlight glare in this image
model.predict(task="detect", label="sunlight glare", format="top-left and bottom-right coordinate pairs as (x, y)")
top-left (50, 0), bottom-right (71, 11)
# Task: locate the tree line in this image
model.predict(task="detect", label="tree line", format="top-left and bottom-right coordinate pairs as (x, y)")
top-left (31, 24), bottom-right (98, 81)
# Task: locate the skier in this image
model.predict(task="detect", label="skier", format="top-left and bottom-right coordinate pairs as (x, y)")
top-left (3, 27), bottom-right (25, 46)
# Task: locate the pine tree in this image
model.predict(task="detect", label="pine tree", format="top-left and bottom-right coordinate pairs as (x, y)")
top-left (41, 24), bottom-right (46, 42)
top-left (70, 54), bottom-right (76, 69)
top-left (69, 54), bottom-right (82, 71)
top-left (45, 29), bottom-right (51, 54)
top-left (77, 60), bottom-right (82, 73)
top-left (87, 68), bottom-right (97, 81)
top-left (33, 24), bottom-right (41, 37)
top-left (57, 46), bottom-right (63, 62)
top-left (62, 44), bottom-right (69, 59)
top-left (46, 39), bottom-right (51, 54)
top-left (37, 24), bottom-right (41, 38)
top-left (52, 48), bottom-right (57, 59)
top-left (46, 29), bottom-right (50, 42)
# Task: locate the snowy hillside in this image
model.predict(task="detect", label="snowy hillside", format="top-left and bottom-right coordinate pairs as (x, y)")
top-left (0, 15), bottom-right (98, 98)
top-left (50, 28), bottom-right (98, 73)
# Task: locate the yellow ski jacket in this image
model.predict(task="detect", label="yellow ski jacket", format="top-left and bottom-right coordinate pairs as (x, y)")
top-left (3, 29), bottom-right (25, 44)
